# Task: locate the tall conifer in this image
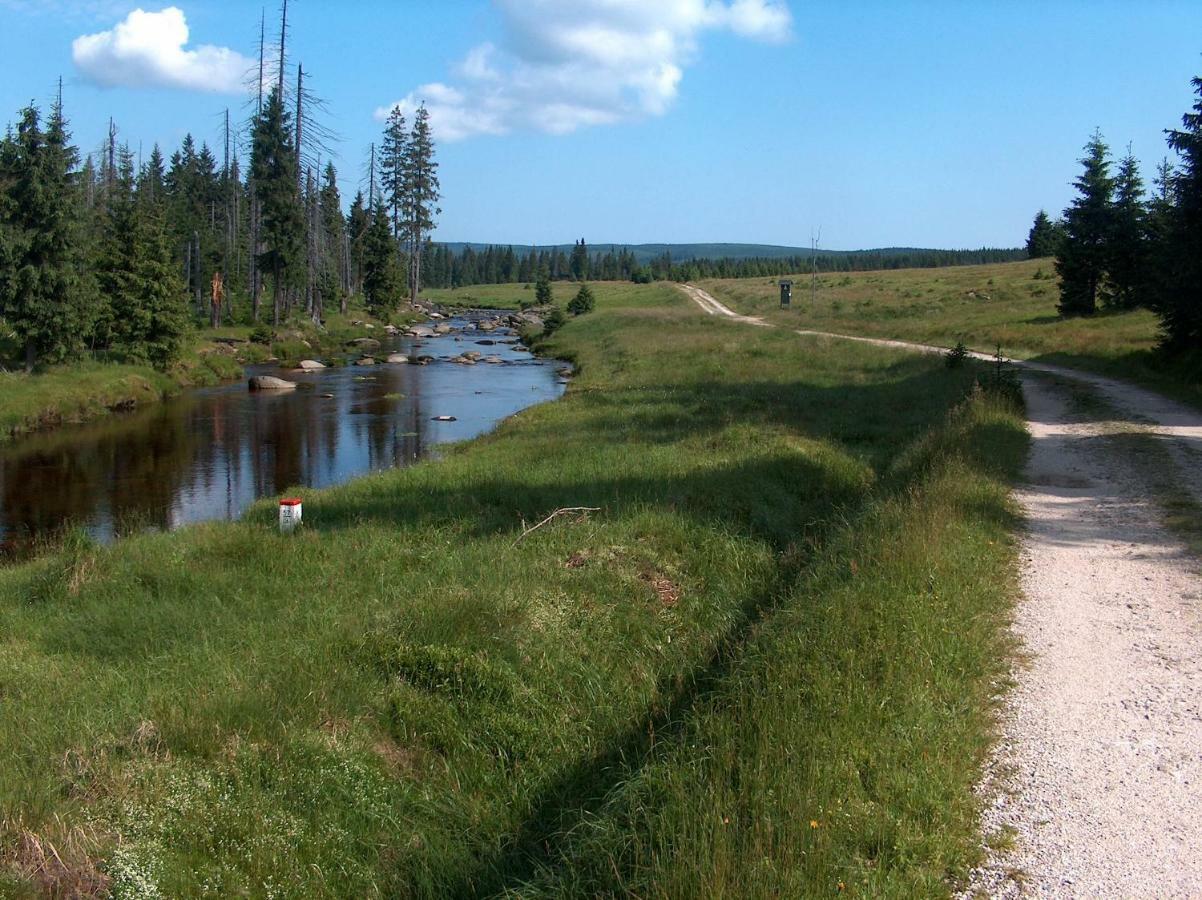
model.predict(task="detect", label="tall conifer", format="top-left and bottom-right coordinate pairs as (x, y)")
top-left (1056, 131), bottom-right (1115, 317)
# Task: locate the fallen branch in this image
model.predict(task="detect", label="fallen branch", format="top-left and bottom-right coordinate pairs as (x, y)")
top-left (512, 507), bottom-right (601, 547)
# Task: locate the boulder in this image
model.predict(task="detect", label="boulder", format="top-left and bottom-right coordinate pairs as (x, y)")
top-left (483, 356), bottom-right (504, 364)
top-left (249, 375), bottom-right (297, 391)
top-left (462, 351), bottom-right (483, 361)
top-left (386, 353), bottom-right (410, 364)
top-left (297, 359), bottom-right (326, 370)
top-left (408, 325), bottom-right (436, 338)
top-left (347, 337), bottom-right (381, 350)
top-left (355, 357), bottom-right (377, 366)
top-left (434, 324), bottom-right (453, 335)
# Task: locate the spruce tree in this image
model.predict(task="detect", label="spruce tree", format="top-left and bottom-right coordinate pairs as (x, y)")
top-left (0, 104), bottom-right (86, 370)
top-left (362, 203), bottom-right (403, 318)
top-left (1155, 75), bottom-right (1202, 352)
top-left (319, 162), bottom-right (345, 314)
top-left (534, 268), bottom-right (553, 306)
top-left (346, 191), bottom-right (370, 302)
top-left (401, 104), bottom-right (440, 302)
top-left (1056, 131), bottom-right (1115, 317)
top-left (250, 87), bottom-right (303, 324)
top-left (99, 149), bottom-right (189, 368)
top-left (569, 238), bottom-right (589, 281)
top-left (1106, 150), bottom-right (1147, 310)
top-left (568, 282), bottom-right (595, 315)
top-left (1026, 210), bottom-right (1060, 258)
top-left (380, 107), bottom-right (407, 245)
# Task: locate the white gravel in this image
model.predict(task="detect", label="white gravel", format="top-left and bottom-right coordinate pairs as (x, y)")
top-left (679, 284), bottom-right (1202, 898)
top-left (969, 372), bottom-right (1202, 899)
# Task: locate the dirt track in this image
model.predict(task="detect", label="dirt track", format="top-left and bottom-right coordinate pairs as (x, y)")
top-left (681, 284), bottom-right (1202, 897)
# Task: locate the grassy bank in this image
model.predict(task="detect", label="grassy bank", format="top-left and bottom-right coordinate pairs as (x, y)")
top-left (0, 309), bottom-right (410, 445)
top-left (699, 259), bottom-right (1201, 407)
top-left (424, 281), bottom-right (583, 310)
top-left (0, 282), bottom-right (1026, 896)
top-left (0, 363), bottom-right (180, 444)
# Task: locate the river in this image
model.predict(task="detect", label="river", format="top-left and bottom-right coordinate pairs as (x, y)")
top-left (0, 313), bottom-right (565, 554)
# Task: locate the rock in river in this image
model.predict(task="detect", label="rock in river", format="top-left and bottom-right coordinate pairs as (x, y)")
top-left (296, 359), bottom-right (326, 370)
top-left (249, 375), bottom-right (298, 391)
top-left (386, 353), bottom-right (410, 364)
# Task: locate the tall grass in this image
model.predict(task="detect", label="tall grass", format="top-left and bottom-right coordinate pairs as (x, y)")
top-left (0, 363), bottom-right (177, 443)
top-left (0, 282), bottom-right (1025, 896)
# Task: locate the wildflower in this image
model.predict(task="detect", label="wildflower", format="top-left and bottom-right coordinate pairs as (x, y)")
top-left (810, 819), bottom-right (820, 829)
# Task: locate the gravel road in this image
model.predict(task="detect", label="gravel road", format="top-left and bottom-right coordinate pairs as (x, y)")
top-left (681, 284), bottom-right (1202, 897)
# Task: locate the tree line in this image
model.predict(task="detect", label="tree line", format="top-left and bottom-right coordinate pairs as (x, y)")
top-left (422, 241), bottom-right (1026, 289)
top-left (0, 3), bottom-right (440, 373)
top-left (1031, 71), bottom-right (1201, 353)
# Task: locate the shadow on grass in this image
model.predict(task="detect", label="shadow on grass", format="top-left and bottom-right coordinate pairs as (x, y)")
top-left (286, 365), bottom-right (987, 551)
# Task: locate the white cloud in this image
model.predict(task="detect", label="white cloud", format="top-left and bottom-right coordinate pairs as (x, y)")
top-left (376, 0), bottom-right (792, 141)
top-left (72, 7), bottom-right (252, 94)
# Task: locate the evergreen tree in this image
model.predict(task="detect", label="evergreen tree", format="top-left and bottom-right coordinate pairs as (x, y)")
top-left (568, 282), bottom-right (595, 315)
top-left (1154, 75), bottom-right (1202, 352)
top-left (1026, 210), bottom-right (1060, 258)
top-left (534, 267), bottom-right (553, 306)
top-left (1106, 149), bottom-right (1148, 310)
top-left (1056, 131), bottom-right (1115, 317)
top-left (98, 148), bottom-right (189, 367)
top-left (362, 203), bottom-right (403, 317)
top-left (0, 104), bottom-right (86, 370)
top-left (401, 104), bottom-right (440, 302)
top-left (1143, 159), bottom-right (1177, 318)
top-left (380, 107), bottom-right (406, 244)
top-left (569, 238), bottom-right (589, 280)
top-left (319, 161), bottom-right (346, 315)
top-left (346, 191), bottom-right (370, 303)
top-left (250, 87), bottom-right (303, 324)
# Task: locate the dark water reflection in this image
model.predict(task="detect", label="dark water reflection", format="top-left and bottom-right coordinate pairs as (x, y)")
top-left (0, 316), bottom-right (564, 552)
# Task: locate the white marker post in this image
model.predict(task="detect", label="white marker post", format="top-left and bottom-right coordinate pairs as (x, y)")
top-left (279, 498), bottom-right (303, 533)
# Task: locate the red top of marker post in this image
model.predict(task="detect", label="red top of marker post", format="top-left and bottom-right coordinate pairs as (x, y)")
top-left (280, 498), bottom-right (303, 507)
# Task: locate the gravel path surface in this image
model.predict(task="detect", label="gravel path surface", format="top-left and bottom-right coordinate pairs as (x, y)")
top-left (681, 284), bottom-right (1202, 897)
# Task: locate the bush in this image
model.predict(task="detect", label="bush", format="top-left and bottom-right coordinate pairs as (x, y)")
top-left (543, 307), bottom-right (567, 336)
top-left (249, 323), bottom-right (273, 345)
top-left (568, 283), bottom-right (596, 316)
top-left (945, 341), bottom-right (969, 369)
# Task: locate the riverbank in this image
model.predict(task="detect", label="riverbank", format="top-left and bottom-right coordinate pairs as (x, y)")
top-left (0, 310), bottom-right (420, 445)
top-left (0, 282), bottom-right (1026, 896)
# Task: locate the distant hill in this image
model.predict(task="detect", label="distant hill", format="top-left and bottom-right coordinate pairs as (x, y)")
top-left (435, 242), bottom-right (1015, 265)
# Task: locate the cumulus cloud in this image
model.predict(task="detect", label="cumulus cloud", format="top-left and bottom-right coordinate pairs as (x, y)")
top-left (376, 0), bottom-right (792, 141)
top-left (72, 7), bottom-right (252, 94)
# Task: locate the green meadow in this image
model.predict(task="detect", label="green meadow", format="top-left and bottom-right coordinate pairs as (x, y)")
top-left (699, 259), bottom-right (1200, 407)
top-left (0, 281), bottom-right (1028, 896)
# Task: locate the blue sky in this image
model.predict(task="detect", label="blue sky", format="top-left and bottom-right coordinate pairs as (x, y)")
top-left (1, 1), bottom-right (1200, 250)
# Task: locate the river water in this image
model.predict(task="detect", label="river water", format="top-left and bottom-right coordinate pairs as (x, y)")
top-left (0, 314), bottom-right (565, 553)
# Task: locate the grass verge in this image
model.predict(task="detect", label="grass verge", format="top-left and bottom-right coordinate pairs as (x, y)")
top-left (0, 282), bottom-right (1026, 897)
